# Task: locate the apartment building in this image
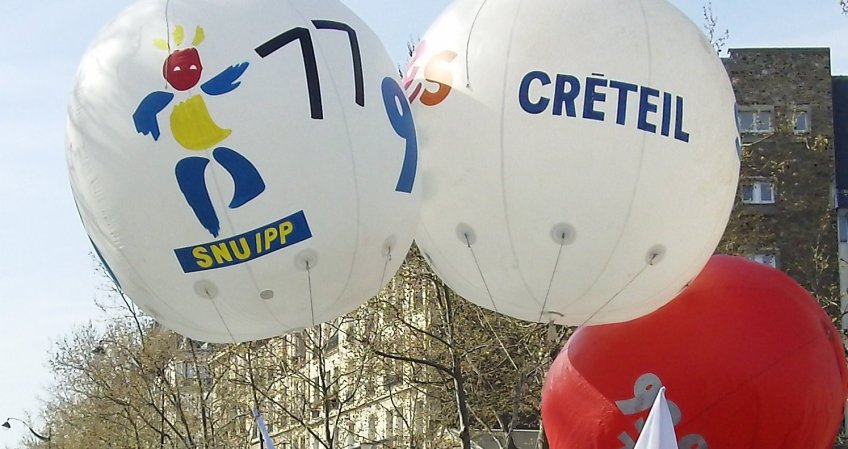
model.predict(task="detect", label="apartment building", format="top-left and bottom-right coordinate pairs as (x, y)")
top-left (719, 47), bottom-right (841, 319)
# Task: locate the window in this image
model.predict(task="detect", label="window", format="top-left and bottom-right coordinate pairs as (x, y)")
top-left (384, 372), bottom-right (400, 387)
top-left (839, 213), bottom-right (848, 243)
top-left (182, 362), bottom-right (210, 381)
top-left (741, 179), bottom-right (775, 204)
top-left (264, 413), bottom-right (274, 433)
top-left (748, 253), bottom-right (778, 268)
top-left (414, 290), bottom-right (426, 308)
top-left (327, 368), bottom-right (340, 410)
top-left (295, 333), bottom-right (306, 360)
top-left (327, 396), bottom-right (340, 411)
top-left (385, 410), bottom-right (394, 440)
top-left (384, 360), bottom-right (402, 387)
top-left (414, 401), bottom-right (425, 434)
top-left (793, 106), bottom-right (811, 134)
top-left (737, 107), bottom-right (773, 133)
top-left (311, 376), bottom-right (320, 403)
top-left (368, 414), bottom-right (378, 441)
top-left (326, 329), bottom-right (339, 352)
top-left (346, 422), bottom-right (356, 446)
top-left (183, 363), bottom-right (196, 379)
top-left (395, 412), bottom-right (405, 442)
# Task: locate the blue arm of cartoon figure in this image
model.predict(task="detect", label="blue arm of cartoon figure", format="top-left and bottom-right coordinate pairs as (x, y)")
top-left (133, 91), bottom-right (174, 141)
top-left (202, 62), bottom-right (250, 96)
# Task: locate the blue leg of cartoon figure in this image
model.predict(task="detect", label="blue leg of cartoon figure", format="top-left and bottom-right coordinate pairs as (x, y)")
top-left (213, 147), bottom-right (266, 208)
top-left (175, 157), bottom-right (221, 237)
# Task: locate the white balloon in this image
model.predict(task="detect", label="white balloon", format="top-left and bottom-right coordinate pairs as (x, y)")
top-left (67, 0), bottom-right (420, 342)
top-left (408, 0), bottom-right (739, 325)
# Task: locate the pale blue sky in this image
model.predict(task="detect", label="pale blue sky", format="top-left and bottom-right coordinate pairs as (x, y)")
top-left (0, 0), bottom-right (845, 446)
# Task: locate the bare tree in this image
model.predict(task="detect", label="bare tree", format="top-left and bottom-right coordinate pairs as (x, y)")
top-left (224, 317), bottom-right (386, 449)
top-left (702, 1), bottom-right (730, 55)
top-left (352, 247), bottom-right (565, 449)
top-left (36, 285), bottom-right (253, 449)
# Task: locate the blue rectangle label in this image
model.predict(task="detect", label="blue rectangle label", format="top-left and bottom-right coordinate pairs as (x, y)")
top-left (174, 210), bottom-right (312, 273)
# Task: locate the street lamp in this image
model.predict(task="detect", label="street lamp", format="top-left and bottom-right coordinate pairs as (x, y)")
top-left (2, 417), bottom-right (51, 448)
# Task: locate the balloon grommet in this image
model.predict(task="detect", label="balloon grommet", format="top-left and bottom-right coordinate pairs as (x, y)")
top-left (456, 223), bottom-right (477, 246)
top-left (193, 280), bottom-right (219, 299)
top-left (550, 223), bottom-right (577, 246)
top-left (382, 235), bottom-right (397, 257)
top-left (260, 290), bottom-right (274, 300)
top-left (646, 245), bottom-right (667, 266)
top-left (295, 250), bottom-right (319, 271)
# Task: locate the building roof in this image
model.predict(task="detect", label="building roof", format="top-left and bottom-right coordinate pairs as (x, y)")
top-left (728, 47), bottom-right (831, 54)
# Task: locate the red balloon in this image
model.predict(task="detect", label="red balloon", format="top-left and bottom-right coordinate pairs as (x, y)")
top-left (542, 255), bottom-right (848, 449)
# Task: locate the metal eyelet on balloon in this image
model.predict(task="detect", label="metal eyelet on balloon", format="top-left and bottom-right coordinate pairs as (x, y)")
top-left (382, 235), bottom-right (397, 258)
top-left (646, 245), bottom-right (667, 266)
top-left (193, 280), bottom-right (219, 299)
top-left (456, 223), bottom-right (477, 247)
top-left (295, 249), bottom-right (319, 271)
top-left (259, 290), bottom-right (274, 300)
top-left (550, 223), bottom-right (577, 246)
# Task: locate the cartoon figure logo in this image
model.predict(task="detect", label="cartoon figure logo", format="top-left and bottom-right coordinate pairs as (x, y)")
top-left (126, 20), bottom-right (416, 274)
top-left (133, 25), bottom-right (264, 237)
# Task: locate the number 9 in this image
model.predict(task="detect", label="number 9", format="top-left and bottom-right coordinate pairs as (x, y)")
top-left (381, 77), bottom-right (418, 194)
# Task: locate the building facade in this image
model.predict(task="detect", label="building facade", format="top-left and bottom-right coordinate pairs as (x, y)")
top-left (719, 48), bottom-right (841, 320)
top-left (244, 278), bottom-right (455, 449)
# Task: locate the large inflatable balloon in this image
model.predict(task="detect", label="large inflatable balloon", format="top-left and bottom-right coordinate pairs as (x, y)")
top-left (408, 0), bottom-right (740, 325)
top-left (67, 0), bottom-right (420, 342)
top-left (541, 255), bottom-right (848, 449)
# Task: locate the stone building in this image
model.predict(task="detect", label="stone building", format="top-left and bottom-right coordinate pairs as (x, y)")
top-left (719, 47), bottom-right (841, 319)
top-left (243, 283), bottom-right (455, 449)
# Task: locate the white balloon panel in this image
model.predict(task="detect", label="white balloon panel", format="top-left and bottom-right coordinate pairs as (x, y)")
top-left (410, 0), bottom-right (739, 325)
top-left (67, 0), bottom-right (420, 342)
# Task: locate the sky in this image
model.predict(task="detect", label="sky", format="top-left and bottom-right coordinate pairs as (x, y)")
top-left (0, 0), bottom-right (845, 446)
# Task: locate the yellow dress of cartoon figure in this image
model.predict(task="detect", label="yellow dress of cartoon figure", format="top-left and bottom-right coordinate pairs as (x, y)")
top-left (170, 95), bottom-right (231, 151)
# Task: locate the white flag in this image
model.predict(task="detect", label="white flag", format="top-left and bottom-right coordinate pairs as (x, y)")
top-left (634, 387), bottom-right (679, 449)
top-left (252, 408), bottom-right (277, 449)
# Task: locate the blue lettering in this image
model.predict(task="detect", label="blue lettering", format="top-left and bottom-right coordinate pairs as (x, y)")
top-left (638, 87), bottom-right (660, 133)
top-left (553, 74), bottom-right (580, 117)
top-left (517, 71), bottom-right (690, 144)
top-left (661, 92), bottom-right (673, 137)
top-left (583, 74), bottom-right (607, 121)
top-left (609, 80), bottom-right (638, 125)
top-left (674, 96), bottom-right (690, 142)
top-left (518, 71), bottom-right (551, 114)
top-left (174, 210), bottom-right (313, 273)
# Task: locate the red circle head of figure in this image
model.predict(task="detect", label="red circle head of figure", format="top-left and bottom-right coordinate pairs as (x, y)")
top-left (163, 48), bottom-right (203, 91)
